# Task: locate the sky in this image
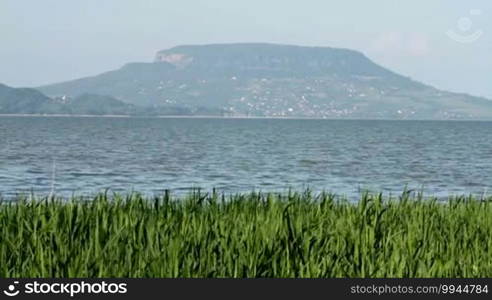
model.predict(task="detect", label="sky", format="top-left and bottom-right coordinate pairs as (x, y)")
top-left (1, 0), bottom-right (491, 98)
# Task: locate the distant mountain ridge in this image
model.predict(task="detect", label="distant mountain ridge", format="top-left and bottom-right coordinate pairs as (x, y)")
top-left (0, 83), bottom-right (137, 115)
top-left (0, 83), bottom-right (60, 114)
top-left (154, 43), bottom-right (403, 79)
top-left (32, 43), bottom-right (492, 119)
top-left (0, 83), bottom-right (222, 116)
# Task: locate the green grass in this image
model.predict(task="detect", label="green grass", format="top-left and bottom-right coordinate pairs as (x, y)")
top-left (1, 190), bottom-right (491, 278)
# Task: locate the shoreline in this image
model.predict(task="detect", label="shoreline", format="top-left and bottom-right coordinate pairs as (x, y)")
top-left (0, 114), bottom-right (491, 122)
top-left (1, 189), bottom-right (489, 202)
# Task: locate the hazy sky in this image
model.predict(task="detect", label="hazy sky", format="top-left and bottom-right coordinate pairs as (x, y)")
top-left (1, 0), bottom-right (491, 98)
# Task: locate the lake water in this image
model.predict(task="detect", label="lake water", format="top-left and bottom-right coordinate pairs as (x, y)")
top-left (1, 117), bottom-right (491, 199)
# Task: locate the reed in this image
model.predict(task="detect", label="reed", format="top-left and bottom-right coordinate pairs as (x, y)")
top-left (1, 191), bottom-right (491, 277)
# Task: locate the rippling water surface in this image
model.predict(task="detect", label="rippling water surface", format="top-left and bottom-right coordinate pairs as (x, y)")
top-left (1, 117), bottom-right (491, 199)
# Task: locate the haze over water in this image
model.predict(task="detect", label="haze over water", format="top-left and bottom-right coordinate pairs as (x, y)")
top-left (1, 117), bottom-right (491, 199)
